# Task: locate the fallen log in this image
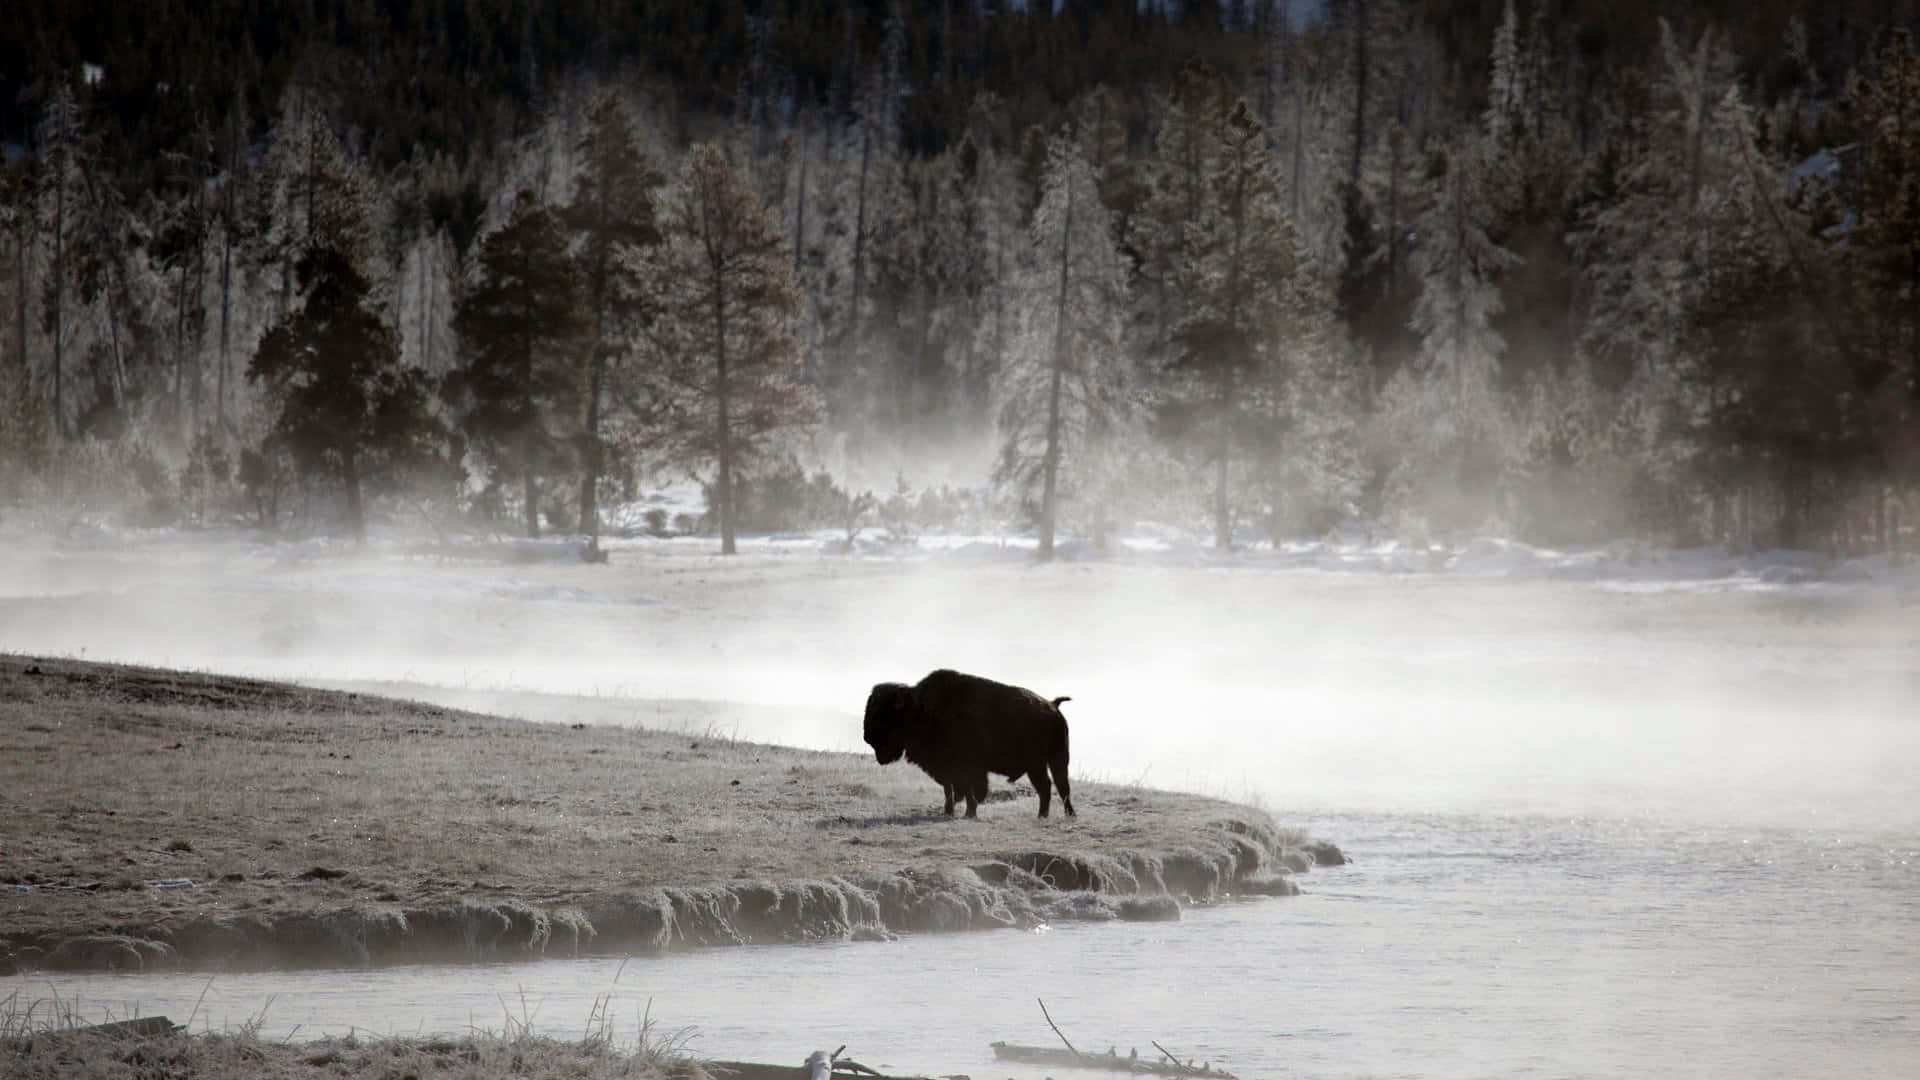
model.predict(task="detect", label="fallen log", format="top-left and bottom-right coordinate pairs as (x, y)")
top-left (706, 1057), bottom-right (956, 1080)
top-left (72, 1016), bottom-right (183, 1039)
top-left (988, 1041), bottom-right (1237, 1079)
top-left (3, 1015), bottom-right (183, 1052)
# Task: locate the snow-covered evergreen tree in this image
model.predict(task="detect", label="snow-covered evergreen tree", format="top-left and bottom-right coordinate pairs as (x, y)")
top-left (1841, 28), bottom-right (1920, 544)
top-left (1156, 96), bottom-right (1304, 549)
top-left (1570, 21), bottom-right (1787, 542)
top-left (36, 85), bottom-right (88, 441)
top-left (257, 81), bottom-right (386, 321)
top-left (645, 144), bottom-right (815, 555)
top-left (247, 245), bottom-right (445, 544)
top-left (1393, 129), bottom-right (1519, 537)
top-left (445, 190), bottom-right (588, 538)
top-left (994, 131), bottom-right (1130, 560)
top-left (563, 88), bottom-right (664, 537)
top-left (1484, 0), bottom-right (1524, 150)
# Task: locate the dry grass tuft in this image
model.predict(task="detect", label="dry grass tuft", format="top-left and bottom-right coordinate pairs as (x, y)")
top-left (0, 989), bottom-right (706, 1080)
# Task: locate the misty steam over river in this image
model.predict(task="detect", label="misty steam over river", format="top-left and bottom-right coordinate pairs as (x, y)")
top-left (4, 536), bottom-right (1917, 1077)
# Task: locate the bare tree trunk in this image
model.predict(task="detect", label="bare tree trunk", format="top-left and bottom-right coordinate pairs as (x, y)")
top-left (1350, 0), bottom-right (1369, 187)
top-left (1215, 380), bottom-right (1233, 550)
top-left (218, 209), bottom-right (233, 437)
top-left (851, 120), bottom-right (872, 352)
top-left (1881, 485), bottom-right (1894, 556)
top-left (523, 444), bottom-right (540, 538)
top-left (217, 95), bottom-right (241, 438)
top-left (1215, 159), bottom-right (1250, 552)
top-left (714, 258), bottom-right (735, 556)
top-left (523, 337), bottom-right (540, 538)
top-left (578, 343), bottom-right (604, 537)
top-left (792, 116), bottom-right (808, 276)
top-left (344, 447), bottom-right (366, 545)
top-left (80, 168), bottom-right (129, 412)
top-left (190, 181), bottom-right (207, 436)
top-left (174, 257), bottom-right (189, 439)
top-left (1039, 169), bottom-right (1075, 563)
top-left (1386, 127), bottom-right (1402, 306)
top-left (11, 188), bottom-right (29, 391)
top-left (50, 169), bottom-right (66, 439)
top-left (1289, 34), bottom-right (1305, 221)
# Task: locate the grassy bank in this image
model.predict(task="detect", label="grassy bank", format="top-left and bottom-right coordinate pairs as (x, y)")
top-left (1, 654), bottom-right (1333, 974)
top-left (1, 994), bottom-right (708, 1080)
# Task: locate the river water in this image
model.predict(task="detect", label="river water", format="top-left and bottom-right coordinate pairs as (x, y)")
top-left (16, 811), bottom-right (1917, 1078)
top-left (4, 544), bottom-right (1918, 1076)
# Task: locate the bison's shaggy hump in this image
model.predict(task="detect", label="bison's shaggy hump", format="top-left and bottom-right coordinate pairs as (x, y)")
top-left (862, 669), bottom-right (1076, 819)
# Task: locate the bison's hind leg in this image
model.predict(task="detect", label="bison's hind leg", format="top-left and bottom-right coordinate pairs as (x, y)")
top-left (941, 782), bottom-right (959, 817)
top-left (1031, 760), bottom-right (1053, 817)
top-left (1049, 749), bottom-right (1075, 817)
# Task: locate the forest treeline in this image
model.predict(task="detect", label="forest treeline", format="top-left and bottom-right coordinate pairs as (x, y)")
top-left (1, 0), bottom-right (1917, 555)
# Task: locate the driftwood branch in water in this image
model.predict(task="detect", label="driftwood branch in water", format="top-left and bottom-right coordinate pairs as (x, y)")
top-left (990, 1042), bottom-right (1239, 1078)
top-left (1037, 997), bottom-right (1081, 1058)
top-left (994, 1008), bottom-right (1237, 1079)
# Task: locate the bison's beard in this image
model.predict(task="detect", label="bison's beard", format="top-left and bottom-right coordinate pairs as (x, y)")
top-left (868, 740), bottom-right (904, 765)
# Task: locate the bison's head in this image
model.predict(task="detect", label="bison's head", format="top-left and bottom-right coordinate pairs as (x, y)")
top-left (863, 682), bottom-right (914, 764)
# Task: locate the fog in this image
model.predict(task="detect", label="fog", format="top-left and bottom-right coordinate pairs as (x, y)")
top-left (5, 532), bottom-right (1916, 833)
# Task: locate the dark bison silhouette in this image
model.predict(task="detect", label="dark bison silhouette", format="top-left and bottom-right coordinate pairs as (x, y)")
top-left (863, 669), bottom-right (1075, 818)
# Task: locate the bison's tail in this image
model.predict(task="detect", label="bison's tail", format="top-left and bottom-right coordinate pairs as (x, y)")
top-left (1051, 695), bottom-right (1072, 708)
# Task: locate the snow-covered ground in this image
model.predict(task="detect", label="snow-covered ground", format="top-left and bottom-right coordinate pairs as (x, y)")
top-left (21, 471), bottom-right (1920, 590)
top-left (595, 526), bottom-right (1920, 589)
top-left (44, 517), bottom-right (1917, 588)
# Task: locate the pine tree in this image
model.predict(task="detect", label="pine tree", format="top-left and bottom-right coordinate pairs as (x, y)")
top-left (446, 191), bottom-right (587, 539)
top-left (1842, 28), bottom-right (1920, 549)
top-left (1484, 0), bottom-right (1524, 150)
top-left (1157, 96), bottom-right (1303, 550)
top-left (2, 156), bottom-right (33, 400)
top-left (1570, 21), bottom-right (1793, 543)
top-left (1133, 68), bottom-right (1222, 373)
top-left (646, 144), bottom-right (815, 556)
top-left (843, 11), bottom-right (906, 400)
top-left (995, 132), bottom-right (1130, 561)
top-left (37, 86), bottom-right (86, 440)
top-left (259, 80), bottom-right (385, 321)
top-left (211, 88), bottom-right (249, 441)
top-left (247, 246), bottom-right (444, 544)
top-left (1398, 131), bottom-right (1520, 536)
top-left (870, 156), bottom-right (945, 443)
top-left (955, 96), bottom-right (1025, 435)
top-left (562, 89), bottom-right (663, 539)
top-left (151, 139), bottom-right (214, 446)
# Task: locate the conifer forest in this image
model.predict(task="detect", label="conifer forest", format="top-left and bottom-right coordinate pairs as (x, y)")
top-left (2, 0), bottom-right (1918, 556)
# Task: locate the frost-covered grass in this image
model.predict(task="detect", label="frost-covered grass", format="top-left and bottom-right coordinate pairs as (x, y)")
top-left (0, 987), bottom-right (705, 1080)
top-left (0, 655), bottom-right (1300, 972)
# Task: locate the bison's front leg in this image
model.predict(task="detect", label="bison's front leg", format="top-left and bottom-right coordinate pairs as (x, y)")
top-left (962, 772), bottom-right (987, 818)
top-left (942, 782), bottom-right (959, 816)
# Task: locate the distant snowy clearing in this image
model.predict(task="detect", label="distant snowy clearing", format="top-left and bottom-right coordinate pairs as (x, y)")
top-left (20, 513), bottom-right (1918, 593)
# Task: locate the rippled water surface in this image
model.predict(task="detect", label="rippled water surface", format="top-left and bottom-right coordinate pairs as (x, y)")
top-left (5, 547), bottom-right (1919, 1076)
top-left (18, 812), bottom-right (1918, 1079)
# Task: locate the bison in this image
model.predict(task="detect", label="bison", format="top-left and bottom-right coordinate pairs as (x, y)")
top-left (862, 669), bottom-right (1076, 819)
